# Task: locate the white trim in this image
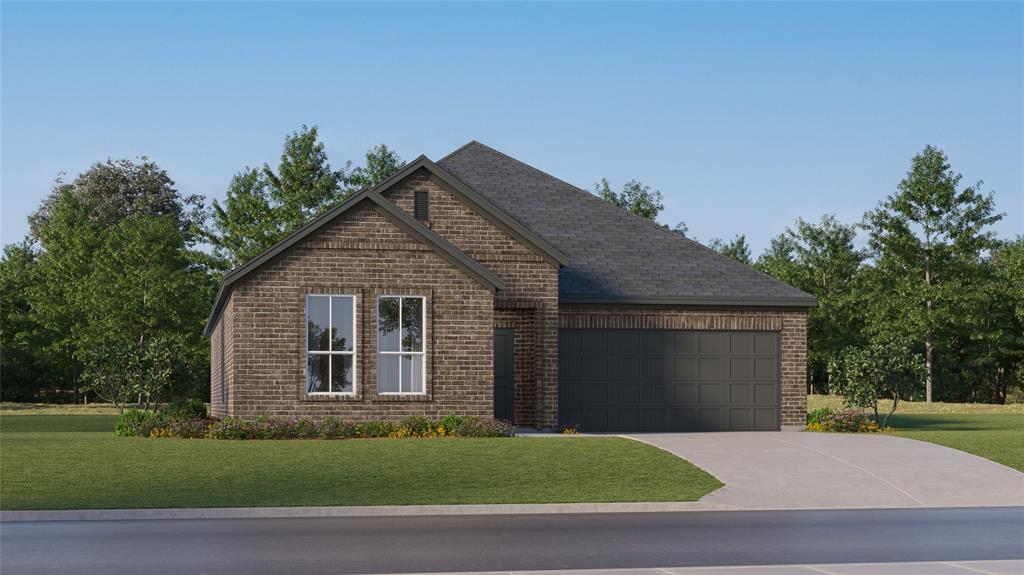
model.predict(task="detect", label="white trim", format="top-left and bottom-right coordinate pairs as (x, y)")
top-left (305, 294), bottom-right (357, 396)
top-left (376, 295), bottom-right (427, 395)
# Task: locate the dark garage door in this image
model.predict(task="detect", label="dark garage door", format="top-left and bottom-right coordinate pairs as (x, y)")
top-left (559, 330), bottom-right (780, 432)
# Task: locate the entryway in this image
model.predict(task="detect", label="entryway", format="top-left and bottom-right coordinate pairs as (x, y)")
top-left (493, 328), bottom-right (515, 423)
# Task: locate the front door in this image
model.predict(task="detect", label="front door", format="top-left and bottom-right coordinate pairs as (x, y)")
top-left (493, 329), bottom-right (515, 423)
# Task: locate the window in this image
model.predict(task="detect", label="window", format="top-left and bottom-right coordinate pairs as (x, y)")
top-left (306, 295), bottom-right (356, 395)
top-left (414, 191), bottom-right (429, 221)
top-left (377, 295), bottom-right (425, 394)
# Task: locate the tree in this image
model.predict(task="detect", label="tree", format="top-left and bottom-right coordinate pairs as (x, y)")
top-left (348, 144), bottom-right (405, 189)
top-left (593, 178), bottom-right (664, 220)
top-left (206, 128), bottom-right (406, 269)
top-left (829, 342), bottom-right (925, 427)
top-left (862, 145), bottom-right (1002, 401)
top-left (0, 242), bottom-right (63, 401)
top-left (949, 238), bottom-right (1024, 403)
top-left (709, 235), bottom-right (752, 264)
top-left (29, 158), bottom-right (204, 245)
top-left (756, 215), bottom-right (867, 391)
top-left (20, 159), bottom-right (213, 404)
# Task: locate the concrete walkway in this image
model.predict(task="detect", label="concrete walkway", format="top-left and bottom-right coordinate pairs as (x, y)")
top-left (626, 432), bottom-right (1024, 509)
top-left (371, 561), bottom-right (1024, 575)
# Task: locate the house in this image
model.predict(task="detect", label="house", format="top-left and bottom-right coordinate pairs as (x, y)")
top-left (205, 141), bottom-right (815, 431)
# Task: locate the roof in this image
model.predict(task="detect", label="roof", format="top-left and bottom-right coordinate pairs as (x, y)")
top-left (438, 141), bottom-right (816, 307)
top-left (203, 187), bottom-right (504, 336)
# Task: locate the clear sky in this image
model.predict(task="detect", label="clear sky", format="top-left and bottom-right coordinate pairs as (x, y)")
top-left (2, 1), bottom-right (1021, 254)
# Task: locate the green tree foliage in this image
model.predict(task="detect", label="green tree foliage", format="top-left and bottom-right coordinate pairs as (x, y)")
top-left (708, 235), bottom-right (752, 264)
top-left (593, 178), bottom-right (664, 221)
top-left (0, 243), bottom-right (62, 401)
top-left (206, 127), bottom-right (405, 268)
top-left (10, 159), bottom-right (213, 404)
top-left (755, 215), bottom-right (867, 390)
top-left (862, 145), bottom-right (1003, 401)
top-left (829, 342), bottom-right (925, 426)
top-left (348, 144), bottom-right (406, 190)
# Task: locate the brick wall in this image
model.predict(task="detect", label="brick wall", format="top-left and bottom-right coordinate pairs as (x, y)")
top-left (209, 294), bottom-right (233, 418)
top-left (385, 171), bottom-right (560, 427)
top-left (225, 200), bottom-right (495, 420)
top-left (559, 306), bottom-right (809, 428)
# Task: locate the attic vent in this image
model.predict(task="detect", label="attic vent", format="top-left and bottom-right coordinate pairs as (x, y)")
top-left (414, 191), bottom-right (429, 221)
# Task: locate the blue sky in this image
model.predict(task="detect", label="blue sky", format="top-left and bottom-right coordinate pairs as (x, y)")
top-left (2, 2), bottom-right (1021, 254)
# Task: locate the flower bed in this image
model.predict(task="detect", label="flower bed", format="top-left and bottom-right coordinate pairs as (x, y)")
top-left (115, 410), bottom-right (514, 440)
top-left (805, 407), bottom-right (891, 433)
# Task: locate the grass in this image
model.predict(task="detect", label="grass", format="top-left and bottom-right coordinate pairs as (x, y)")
top-left (0, 402), bottom-right (120, 416)
top-left (807, 394), bottom-right (1024, 414)
top-left (0, 414), bottom-right (722, 510)
top-left (807, 394), bottom-right (1024, 472)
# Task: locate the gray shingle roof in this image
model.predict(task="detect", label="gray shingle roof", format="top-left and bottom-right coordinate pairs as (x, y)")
top-left (438, 141), bottom-right (815, 307)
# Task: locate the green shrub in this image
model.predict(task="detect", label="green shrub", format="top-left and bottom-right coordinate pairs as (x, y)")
top-left (358, 420), bottom-right (396, 438)
top-left (437, 414), bottom-right (467, 435)
top-left (320, 417), bottom-right (358, 439)
top-left (398, 416), bottom-right (434, 437)
top-left (114, 408), bottom-right (158, 437)
top-left (806, 410), bottom-right (888, 433)
top-left (806, 407), bottom-right (835, 426)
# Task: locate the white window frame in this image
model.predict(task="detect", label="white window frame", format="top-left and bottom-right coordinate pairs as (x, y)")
top-left (376, 295), bottom-right (427, 396)
top-left (305, 294), bottom-right (357, 396)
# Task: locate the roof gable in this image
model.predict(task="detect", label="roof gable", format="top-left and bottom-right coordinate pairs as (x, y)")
top-left (203, 189), bottom-right (503, 336)
top-left (438, 141), bottom-right (816, 308)
top-left (377, 157), bottom-right (569, 267)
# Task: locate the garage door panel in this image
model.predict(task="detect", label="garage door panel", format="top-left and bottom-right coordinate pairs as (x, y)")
top-left (730, 357), bottom-right (753, 379)
top-left (730, 333), bottom-right (754, 354)
top-left (729, 382), bottom-right (752, 405)
top-left (730, 408), bottom-right (753, 430)
top-left (754, 383), bottom-right (776, 406)
top-left (698, 357), bottom-right (721, 379)
top-left (754, 357), bottom-right (777, 379)
top-left (699, 383), bottom-right (720, 404)
top-left (755, 408), bottom-right (778, 430)
top-left (559, 329), bottom-right (779, 432)
top-left (755, 333), bottom-right (778, 355)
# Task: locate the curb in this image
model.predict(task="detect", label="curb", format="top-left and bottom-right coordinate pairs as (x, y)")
top-left (0, 501), bottom-right (736, 522)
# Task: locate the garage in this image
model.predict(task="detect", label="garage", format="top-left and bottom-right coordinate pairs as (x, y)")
top-left (558, 329), bottom-right (780, 432)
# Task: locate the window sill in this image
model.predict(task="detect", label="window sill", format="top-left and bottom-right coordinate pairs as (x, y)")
top-left (300, 393), bottom-right (361, 402)
top-left (372, 394), bottom-right (432, 403)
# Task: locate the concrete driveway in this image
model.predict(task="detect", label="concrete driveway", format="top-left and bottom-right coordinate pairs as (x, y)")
top-left (625, 432), bottom-right (1024, 510)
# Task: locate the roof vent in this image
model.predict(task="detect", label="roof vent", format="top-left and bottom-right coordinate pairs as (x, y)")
top-left (414, 191), bottom-right (429, 221)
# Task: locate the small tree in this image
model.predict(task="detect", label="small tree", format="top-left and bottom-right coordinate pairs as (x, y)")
top-left (829, 343), bottom-right (925, 427)
top-left (81, 336), bottom-right (177, 413)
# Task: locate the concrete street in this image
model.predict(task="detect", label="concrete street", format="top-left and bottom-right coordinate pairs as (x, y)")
top-left (625, 432), bottom-right (1024, 509)
top-left (2, 507), bottom-right (1021, 575)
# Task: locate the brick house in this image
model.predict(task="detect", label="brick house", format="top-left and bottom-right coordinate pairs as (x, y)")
top-left (205, 141), bottom-right (815, 431)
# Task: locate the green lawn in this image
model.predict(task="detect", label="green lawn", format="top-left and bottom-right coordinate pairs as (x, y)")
top-left (807, 395), bottom-right (1024, 472)
top-left (0, 415), bottom-right (722, 510)
top-left (888, 413), bottom-right (1024, 472)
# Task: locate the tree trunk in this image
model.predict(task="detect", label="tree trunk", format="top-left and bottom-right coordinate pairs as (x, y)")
top-left (925, 327), bottom-right (933, 402)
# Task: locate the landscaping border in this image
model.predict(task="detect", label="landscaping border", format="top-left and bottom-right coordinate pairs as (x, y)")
top-left (0, 502), bottom-right (735, 522)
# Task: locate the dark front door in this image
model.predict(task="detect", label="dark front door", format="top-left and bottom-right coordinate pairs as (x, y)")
top-left (494, 329), bottom-right (515, 423)
top-left (558, 329), bottom-right (780, 432)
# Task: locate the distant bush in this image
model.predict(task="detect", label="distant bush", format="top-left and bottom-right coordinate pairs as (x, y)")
top-left (124, 414), bottom-right (516, 440)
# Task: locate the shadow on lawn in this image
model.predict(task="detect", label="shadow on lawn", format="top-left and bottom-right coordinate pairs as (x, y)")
top-left (887, 413), bottom-right (1022, 432)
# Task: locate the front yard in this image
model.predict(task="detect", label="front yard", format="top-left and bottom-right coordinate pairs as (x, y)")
top-left (0, 414), bottom-right (722, 510)
top-left (808, 395), bottom-right (1024, 472)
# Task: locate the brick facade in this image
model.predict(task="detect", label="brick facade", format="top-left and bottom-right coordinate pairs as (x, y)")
top-left (384, 171), bottom-right (560, 427)
top-left (223, 201), bottom-right (495, 420)
top-left (210, 166), bottom-right (809, 431)
top-left (558, 306), bottom-right (809, 428)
